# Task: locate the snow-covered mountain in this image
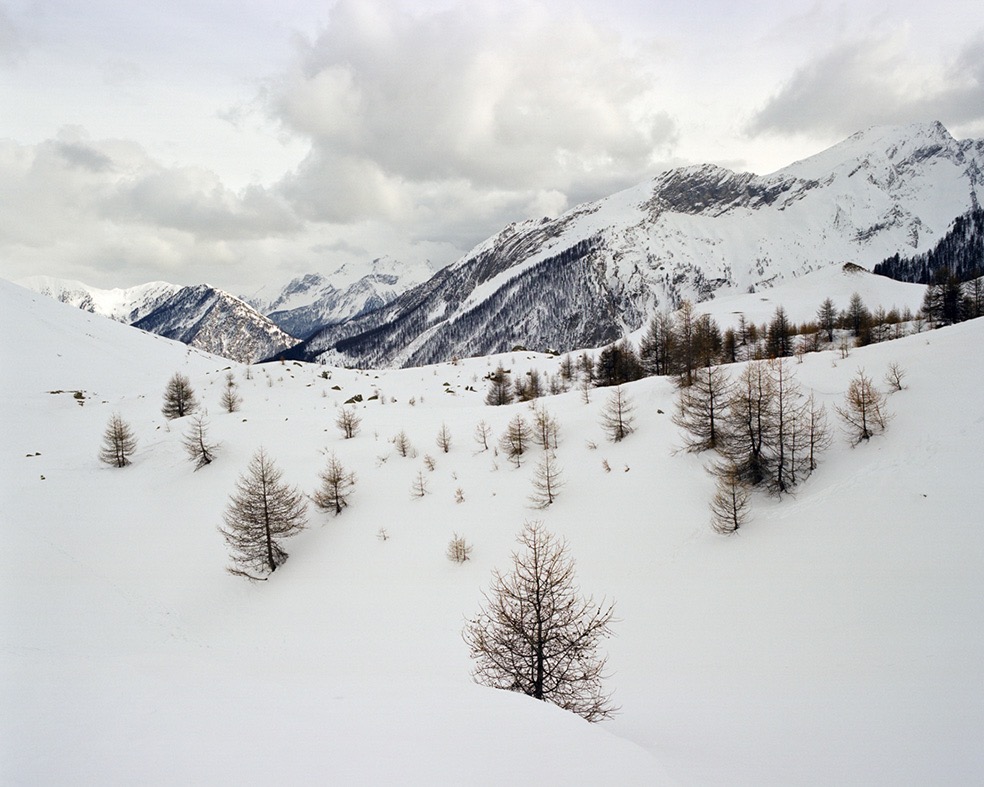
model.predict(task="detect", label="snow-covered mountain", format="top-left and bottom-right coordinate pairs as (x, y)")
top-left (18, 275), bottom-right (182, 324)
top-left (290, 121), bottom-right (983, 368)
top-left (20, 276), bottom-right (299, 364)
top-left (132, 284), bottom-right (300, 363)
top-left (247, 257), bottom-right (436, 339)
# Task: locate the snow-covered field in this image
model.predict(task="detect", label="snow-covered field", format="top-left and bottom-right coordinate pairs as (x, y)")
top-left (2, 277), bottom-right (982, 785)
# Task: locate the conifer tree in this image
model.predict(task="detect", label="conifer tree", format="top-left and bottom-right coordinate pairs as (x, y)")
top-left (220, 448), bottom-right (307, 579)
top-left (600, 385), bottom-right (635, 442)
top-left (99, 412), bottom-right (137, 467)
top-left (220, 375), bottom-right (242, 413)
top-left (531, 405), bottom-right (560, 450)
top-left (161, 372), bottom-right (198, 419)
top-left (464, 521), bottom-right (617, 722)
top-left (500, 414), bottom-right (533, 467)
top-left (474, 420), bottom-right (492, 451)
top-left (335, 406), bottom-right (362, 439)
top-left (313, 452), bottom-right (356, 515)
top-left (722, 360), bottom-right (776, 486)
top-left (673, 364), bottom-right (732, 452)
top-left (836, 369), bottom-right (890, 444)
top-left (485, 365), bottom-right (514, 406)
top-left (436, 423), bottom-right (453, 453)
top-left (529, 451), bottom-right (564, 508)
top-left (709, 461), bottom-right (751, 535)
top-left (183, 414), bottom-right (218, 470)
top-left (639, 311), bottom-right (676, 376)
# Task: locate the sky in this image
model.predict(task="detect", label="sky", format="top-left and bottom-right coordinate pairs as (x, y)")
top-left (1, 0), bottom-right (982, 297)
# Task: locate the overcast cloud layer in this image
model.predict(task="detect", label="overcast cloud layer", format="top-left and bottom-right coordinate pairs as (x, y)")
top-left (1, 0), bottom-right (982, 295)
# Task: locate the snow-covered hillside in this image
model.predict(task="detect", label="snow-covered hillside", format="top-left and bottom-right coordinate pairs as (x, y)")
top-left (2, 276), bottom-right (982, 785)
top-left (293, 121), bottom-right (983, 367)
top-left (687, 263), bottom-right (927, 332)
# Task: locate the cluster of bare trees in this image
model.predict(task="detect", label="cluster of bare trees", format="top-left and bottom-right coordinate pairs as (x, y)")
top-left (673, 359), bottom-right (832, 533)
top-left (673, 357), bottom-right (896, 533)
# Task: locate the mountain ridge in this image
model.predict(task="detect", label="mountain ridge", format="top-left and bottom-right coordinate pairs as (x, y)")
top-left (288, 121), bottom-right (983, 367)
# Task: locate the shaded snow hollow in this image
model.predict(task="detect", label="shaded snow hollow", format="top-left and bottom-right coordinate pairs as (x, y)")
top-left (1, 277), bottom-right (982, 785)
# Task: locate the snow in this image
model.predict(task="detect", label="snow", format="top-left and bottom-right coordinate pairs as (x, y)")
top-left (18, 275), bottom-right (182, 322)
top-left (2, 276), bottom-right (983, 784)
top-left (688, 264), bottom-right (927, 330)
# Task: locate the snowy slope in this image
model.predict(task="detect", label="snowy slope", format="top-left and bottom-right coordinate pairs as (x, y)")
top-left (18, 274), bottom-right (182, 323)
top-left (293, 121), bottom-right (982, 367)
top-left (686, 263), bottom-right (928, 331)
top-left (2, 276), bottom-right (983, 785)
top-left (20, 275), bottom-right (300, 363)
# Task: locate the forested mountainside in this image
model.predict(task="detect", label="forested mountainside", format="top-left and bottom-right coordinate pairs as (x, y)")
top-left (873, 206), bottom-right (984, 283)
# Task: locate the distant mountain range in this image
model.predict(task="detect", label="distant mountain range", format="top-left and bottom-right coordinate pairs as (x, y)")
top-left (19, 256), bottom-right (434, 363)
top-left (286, 121), bottom-right (982, 367)
top-left (19, 277), bottom-right (297, 364)
top-left (19, 121), bottom-right (983, 367)
top-left (244, 257), bottom-right (437, 339)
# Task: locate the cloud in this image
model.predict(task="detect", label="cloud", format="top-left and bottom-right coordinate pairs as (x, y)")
top-left (55, 140), bottom-right (115, 173)
top-left (271, 0), bottom-right (677, 225)
top-left (749, 30), bottom-right (984, 137)
top-left (0, 129), bottom-right (306, 290)
top-left (0, 6), bottom-right (25, 66)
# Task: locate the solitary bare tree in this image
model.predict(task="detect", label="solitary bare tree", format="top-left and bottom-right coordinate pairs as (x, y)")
top-left (393, 429), bottom-right (414, 457)
top-left (884, 362), bottom-right (907, 392)
top-left (183, 414), bottom-right (218, 469)
top-left (436, 423), bottom-right (453, 453)
top-left (220, 375), bottom-right (242, 413)
top-left (463, 521), bottom-right (617, 722)
top-left (600, 385), bottom-right (634, 442)
top-left (446, 533), bottom-right (473, 563)
top-left (336, 406), bottom-right (362, 439)
top-left (529, 451), bottom-right (564, 508)
top-left (313, 452), bottom-right (356, 515)
top-left (836, 369), bottom-right (890, 444)
top-left (500, 414), bottom-right (533, 467)
top-left (531, 405), bottom-right (560, 450)
top-left (709, 461), bottom-right (751, 534)
top-left (410, 470), bottom-right (430, 498)
top-left (220, 448), bottom-right (307, 579)
top-left (99, 412), bottom-right (137, 467)
top-left (161, 372), bottom-right (198, 419)
top-left (473, 420), bottom-right (493, 451)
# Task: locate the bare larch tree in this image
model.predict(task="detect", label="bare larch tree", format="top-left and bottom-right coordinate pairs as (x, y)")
top-left (183, 413), bottom-right (218, 469)
top-left (313, 452), bottom-right (356, 515)
top-left (709, 461), bottom-right (752, 534)
top-left (99, 412), bottom-right (137, 467)
top-left (500, 414), bottom-right (533, 467)
top-left (220, 448), bottom-right (307, 579)
top-left (161, 372), bottom-right (198, 419)
top-left (436, 422), bottom-right (453, 453)
top-left (673, 363), bottom-right (732, 452)
top-left (600, 385), bottom-right (635, 442)
top-left (836, 369), bottom-right (890, 444)
top-left (464, 521), bottom-right (617, 722)
top-left (529, 451), bottom-right (564, 508)
top-left (335, 406), bottom-right (362, 439)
